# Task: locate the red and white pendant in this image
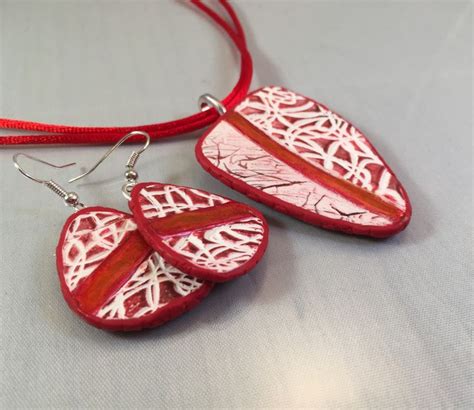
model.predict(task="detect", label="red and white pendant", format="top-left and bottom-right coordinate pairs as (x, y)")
top-left (129, 183), bottom-right (269, 282)
top-left (196, 86), bottom-right (411, 237)
top-left (56, 207), bottom-right (212, 331)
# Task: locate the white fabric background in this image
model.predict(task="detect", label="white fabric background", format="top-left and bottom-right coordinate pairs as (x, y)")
top-left (0, 1), bottom-right (471, 408)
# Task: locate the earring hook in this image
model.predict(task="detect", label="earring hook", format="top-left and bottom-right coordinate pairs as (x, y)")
top-left (68, 131), bottom-right (150, 184)
top-left (12, 153), bottom-right (84, 210)
top-left (13, 153), bottom-right (76, 184)
top-left (68, 131), bottom-right (150, 200)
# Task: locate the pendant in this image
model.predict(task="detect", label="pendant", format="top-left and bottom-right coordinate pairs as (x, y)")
top-left (57, 207), bottom-right (212, 331)
top-left (196, 86), bottom-right (411, 237)
top-left (129, 183), bottom-right (268, 282)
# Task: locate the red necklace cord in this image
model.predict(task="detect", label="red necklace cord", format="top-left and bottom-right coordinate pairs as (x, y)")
top-left (0, 0), bottom-right (252, 146)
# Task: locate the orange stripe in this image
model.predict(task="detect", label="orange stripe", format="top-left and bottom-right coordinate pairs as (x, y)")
top-left (149, 202), bottom-right (253, 236)
top-left (225, 111), bottom-right (401, 219)
top-left (74, 231), bottom-right (151, 315)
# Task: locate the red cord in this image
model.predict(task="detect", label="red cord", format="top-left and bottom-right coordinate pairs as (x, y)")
top-left (0, 0), bottom-right (252, 146)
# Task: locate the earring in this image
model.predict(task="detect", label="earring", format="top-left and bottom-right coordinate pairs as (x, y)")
top-left (13, 153), bottom-right (212, 331)
top-left (70, 131), bottom-right (269, 283)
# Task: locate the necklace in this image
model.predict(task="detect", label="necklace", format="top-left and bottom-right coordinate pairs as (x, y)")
top-left (1, 0), bottom-right (411, 237)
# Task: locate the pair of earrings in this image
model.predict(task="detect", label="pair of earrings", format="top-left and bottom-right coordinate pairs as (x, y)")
top-left (14, 131), bottom-right (269, 331)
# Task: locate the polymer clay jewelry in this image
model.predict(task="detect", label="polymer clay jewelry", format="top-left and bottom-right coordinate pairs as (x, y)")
top-left (196, 87), bottom-right (412, 238)
top-left (70, 132), bottom-right (269, 282)
top-left (13, 153), bottom-right (212, 331)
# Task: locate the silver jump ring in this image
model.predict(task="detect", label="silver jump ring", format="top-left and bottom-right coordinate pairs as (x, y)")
top-left (198, 94), bottom-right (226, 116)
top-left (122, 183), bottom-right (134, 201)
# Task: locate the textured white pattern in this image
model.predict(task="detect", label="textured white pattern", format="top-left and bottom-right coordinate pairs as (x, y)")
top-left (163, 217), bottom-right (265, 273)
top-left (60, 209), bottom-right (205, 319)
top-left (62, 211), bottom-right (137, 291)
top-left (140, 184), bottom-right (228, 219)
top-left (98, 252), bottom-right (203, 320)
top-left (236, 86), bottom-right (406, 210)
top-left (201, 122), bottom-right (391, 226)
top-left (137, 184), bottom-right (266, 274)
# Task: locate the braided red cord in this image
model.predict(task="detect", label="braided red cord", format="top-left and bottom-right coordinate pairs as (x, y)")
top-left (0, 0), bottom-right (252, 146)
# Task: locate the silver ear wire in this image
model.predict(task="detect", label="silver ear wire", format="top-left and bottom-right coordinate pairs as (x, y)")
top-left (13, 153), bottom-right (84, 210)
top-left (198, 94), bottom-right (227, 115)
top-left (68, 131), bottom-right (151, 200)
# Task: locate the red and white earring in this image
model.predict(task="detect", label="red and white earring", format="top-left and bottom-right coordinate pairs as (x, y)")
top-left (13, 152), bottom-right (213, 331)
top-left (70, 132), bottom-right (269, 283)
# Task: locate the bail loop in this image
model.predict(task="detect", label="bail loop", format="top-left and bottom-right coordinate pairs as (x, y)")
top-left (198, 94), bottom-right (227, 116)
